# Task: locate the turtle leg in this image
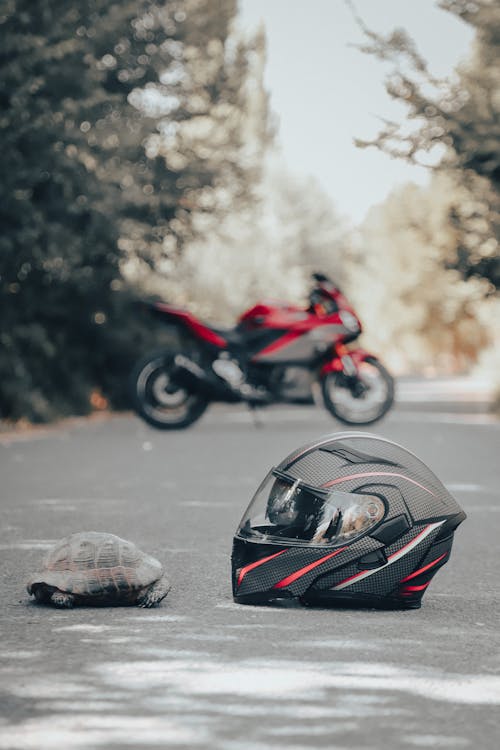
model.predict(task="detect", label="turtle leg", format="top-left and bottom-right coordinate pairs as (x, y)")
top-left (136, 575), bottom-right (171, 608)
top-left (50, 590), bottom-right (75, 608)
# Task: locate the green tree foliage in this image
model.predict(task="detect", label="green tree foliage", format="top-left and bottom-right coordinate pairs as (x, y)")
top-left (353, 0), bottom-right (500, 290)
top-left (0, 0), bottom-right (137, 421)
top-left (0, 0), bottom-right (270, 421)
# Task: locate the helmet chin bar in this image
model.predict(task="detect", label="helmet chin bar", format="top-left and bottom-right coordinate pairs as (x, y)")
top-left (233, 521), bottom-right (455, 610)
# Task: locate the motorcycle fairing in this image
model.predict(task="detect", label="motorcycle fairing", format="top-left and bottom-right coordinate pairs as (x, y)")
top-left (153, 303), bottom-right (227, 348)
top-left (239, 302), bottom-right (311, 330)
top-left (252, 324), bottom-right (350, 364)
top-left (152, 301), bottom-right (355, 366)
top-left (238, 301), bottom-right (360, 364)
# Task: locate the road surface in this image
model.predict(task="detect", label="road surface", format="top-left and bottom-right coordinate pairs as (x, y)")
top-left (1, 380), bottom-right (499, 749)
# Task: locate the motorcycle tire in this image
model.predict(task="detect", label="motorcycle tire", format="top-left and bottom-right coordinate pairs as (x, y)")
top-left (130, 349), bottom-right (209, 430)
top-left (321, 356), bottom-right (394, 426)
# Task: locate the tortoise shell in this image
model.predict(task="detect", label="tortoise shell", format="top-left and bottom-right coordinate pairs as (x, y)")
top-left (27, 532), bottom-right (164, 601)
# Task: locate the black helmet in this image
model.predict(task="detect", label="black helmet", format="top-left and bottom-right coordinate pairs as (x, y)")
top-left (231, 432), bottom-right (466, 609)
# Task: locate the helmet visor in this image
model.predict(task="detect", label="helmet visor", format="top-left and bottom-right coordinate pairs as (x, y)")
top-left (236, 469), bottom-right (385, 546)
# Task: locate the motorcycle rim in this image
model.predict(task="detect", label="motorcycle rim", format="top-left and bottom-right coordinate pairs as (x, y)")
top-left (131, 352), bottom-right (208, 429)
top-left (322, 358), bottom-right (394, 425)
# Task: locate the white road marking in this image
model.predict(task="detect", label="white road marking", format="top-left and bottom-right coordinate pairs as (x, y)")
top-left (215, 601), bottom-right (297, 612)
top-left (0, 650), bottom-right (41, 660)
top-left (128, 614), bottom-right (188, 622)
top-left (93, 658), bottom-right (500, 705)
top-left (1, 655), bottom-right (495, 749)
top-left (0, 715), bottom-right (206, 749)
top-left (34, 700), bottom-right (124, 712)
top-left (168, 633), bottom-right (241, 642)
top-left (53, 624), bottom-right (112, 633)
top-left (404, 735), bottom-right (470, 747)
top-left (7, 678), bottom-right (91, 699)
top-left (293, 638), bottom-right (382, 650)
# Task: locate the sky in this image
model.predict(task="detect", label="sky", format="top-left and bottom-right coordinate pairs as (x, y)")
top-left (237, 0), bottom-right (475, 224)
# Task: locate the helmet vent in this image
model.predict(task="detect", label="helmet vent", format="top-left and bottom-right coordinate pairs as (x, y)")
top-left (319, 444), bottom-right (400, 467)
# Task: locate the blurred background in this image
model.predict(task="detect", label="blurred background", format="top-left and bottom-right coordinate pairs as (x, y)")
top-left (1, 0), bottom-right (499, 424)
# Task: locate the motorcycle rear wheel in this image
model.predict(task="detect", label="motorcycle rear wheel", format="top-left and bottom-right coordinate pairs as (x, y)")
top-left (130, 350), bottom-right (208, 430)
top-left (321, 357), bottom-right (394, 425)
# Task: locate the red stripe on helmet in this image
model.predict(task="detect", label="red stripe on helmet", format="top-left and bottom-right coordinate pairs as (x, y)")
top-left (331, 522), bottom-right (444, 591)
top-left (273, 547), bottom-right (347, 590)
top-left (399, 552), bottom-right (448, 583)
top-left (400, 582), bottom-right (431, 593)
top-left (237, 549), bottom-right (288, 587)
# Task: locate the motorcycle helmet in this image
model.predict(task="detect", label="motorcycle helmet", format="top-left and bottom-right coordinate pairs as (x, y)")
top-left (231, 432), bottom-right (465, 609)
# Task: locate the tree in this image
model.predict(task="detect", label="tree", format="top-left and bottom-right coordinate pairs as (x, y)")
top-left (353, 0), bottom-right (500, 290)
top-left (121, 1), bottom-right (274, 281)
top-left (0, 0), bottom-right (272, 421)
top-left (0, 1), bottom-right (141, 421)
top-left (137, 157), bottom-right (349, 325)
top-left (351, 176), bottom-right (492, 373)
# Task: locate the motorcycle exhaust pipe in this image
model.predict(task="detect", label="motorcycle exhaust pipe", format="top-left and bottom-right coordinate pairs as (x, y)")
top-left (171, 355), bottom-right (240, 402)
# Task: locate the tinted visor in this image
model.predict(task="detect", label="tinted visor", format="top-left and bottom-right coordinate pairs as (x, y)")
top-left (236, 469), bottom-right (385, 546)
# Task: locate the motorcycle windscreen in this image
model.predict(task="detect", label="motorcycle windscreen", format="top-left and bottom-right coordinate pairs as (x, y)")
top-left (236, 469), bottom-right (385, 547)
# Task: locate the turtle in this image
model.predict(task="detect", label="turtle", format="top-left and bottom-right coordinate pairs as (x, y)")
top-left (27, 532), bottom-right (170, 608)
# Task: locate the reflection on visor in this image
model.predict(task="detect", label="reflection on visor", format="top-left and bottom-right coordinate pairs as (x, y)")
top-left (267, 470), bottom-right (329, 526)
top-left (237, 469), bottom-right (385, 546)
top-left (313, 495), bottom-right (385, 544)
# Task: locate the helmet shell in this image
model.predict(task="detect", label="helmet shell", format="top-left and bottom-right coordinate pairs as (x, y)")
top-left (231, 432), bottom-right (466, 609)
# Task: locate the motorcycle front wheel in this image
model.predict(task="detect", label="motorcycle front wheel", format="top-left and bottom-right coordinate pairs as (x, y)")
top-left (130, 350), bottom-right (208, 430)
top-left (321, 357), bottom-right (394, 425)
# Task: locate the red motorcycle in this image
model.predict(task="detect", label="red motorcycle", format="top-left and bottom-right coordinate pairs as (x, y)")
top-left (130, 273), bottom-right (394, 428)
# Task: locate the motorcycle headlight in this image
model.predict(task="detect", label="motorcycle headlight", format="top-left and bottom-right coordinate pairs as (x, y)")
top-left (339, 311), bottom-right (359, 333)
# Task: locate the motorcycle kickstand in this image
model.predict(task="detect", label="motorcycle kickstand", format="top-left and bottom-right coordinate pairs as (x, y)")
top-left (247, 403), bottom-right (264, 428)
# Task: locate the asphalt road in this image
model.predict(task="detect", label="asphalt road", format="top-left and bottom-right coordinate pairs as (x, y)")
top-left (1, 383), bottom-right (499, 750)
